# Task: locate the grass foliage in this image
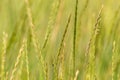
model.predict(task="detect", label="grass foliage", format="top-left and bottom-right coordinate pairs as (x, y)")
top-left (0, 0), bottom-right (120, 80)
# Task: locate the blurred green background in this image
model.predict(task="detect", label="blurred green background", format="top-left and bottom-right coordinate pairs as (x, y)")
top-left (0, 0), bottom-right (120, 80)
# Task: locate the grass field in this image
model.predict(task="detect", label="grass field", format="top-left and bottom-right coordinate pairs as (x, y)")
top-left (0, 0), bottom-right (120, 80)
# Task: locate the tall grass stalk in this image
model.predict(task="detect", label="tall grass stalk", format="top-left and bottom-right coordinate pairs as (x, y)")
top-left (73, 0), bottom-right (78, 76)
top-left (1, 32), bottom-right (8, 80)
top-left (54, 14), bottom-right (71, 80)
top-left (85, 5), bottom-right (103, 80)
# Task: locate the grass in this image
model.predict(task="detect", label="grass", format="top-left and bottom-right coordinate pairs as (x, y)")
top-left (73, 0), bottom-right (78, 77)
top-left (1, 32), bottom-right (8, 80)
top-left (85, 5), bottom-right (103, 80)
top-left (10, 38), bottom-right (26, 80)
top-left (54, 14), bottom-right (71, 80)
top-left (0, 0), bottom-right (120, 80)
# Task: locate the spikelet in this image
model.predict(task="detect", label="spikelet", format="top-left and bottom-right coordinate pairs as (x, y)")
top-left (1, 32), bottom-right (8, 80)
top-left (42, 0), bottom-right (61, 49)
top-left (10, 38), bottom-right (26, 80)
top-left (24, 1), bottom-right (51, 80)
top-left (74, 70), bottom-right (79, 80)
top-left (18, 52), bottom-right (24, 80)
top-left (85, 5), bottom-right (103, 80)
top-left (112, 41), bottom-right (116, 80)
top-left (112, 41), bottom-right (119, 80)
top-left (24, 0), bottom-right (45, 76)
top-left (45, 62), bottom-right (48, 80)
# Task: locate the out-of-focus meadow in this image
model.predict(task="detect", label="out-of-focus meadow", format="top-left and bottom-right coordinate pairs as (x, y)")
top-left (0, 0), bottom-right (120, 80)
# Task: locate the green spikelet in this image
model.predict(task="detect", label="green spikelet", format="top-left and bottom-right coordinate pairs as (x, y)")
top-left (112, 41), bottom-right (120, 80)
top-left (42, 0), bottom-right (61, 49)
top-left (1, 32), bottom-right (8, 80)
top-left (10, 38), bottom-right (26, 80)
top-left (85, 5), bottom-right (103, 80)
